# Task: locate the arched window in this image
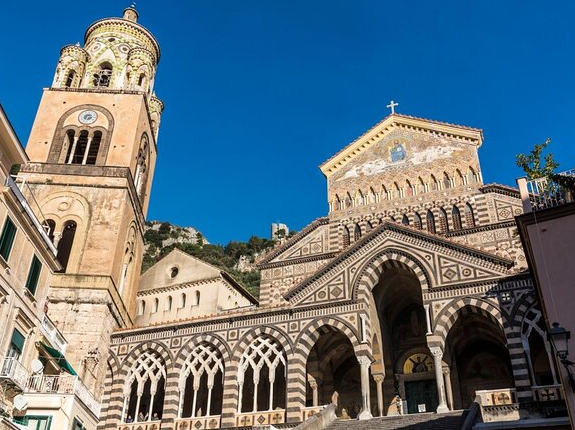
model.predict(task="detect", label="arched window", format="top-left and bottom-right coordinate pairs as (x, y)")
top-left (366, 220), bottom-right (373, 232)
top-left (179, 343), bottom-right (224, 418)
top-left (194, 291), bottom-right (200, 306)
top-left (468, 167), bottom-right (479, 184)
top-left (123, 351), bottom-right (167, 423)
top-left (118, 227), bottom-right (136, 296)
top-left (63, 130), bottom-right (76, 163)
top-left (42, 219), bottom-right (56, 243)
top-left (138, 73), bottom-right (146, 88)
top-left (465, 203), bottom-right (476, 228)
top-left (405, 180), bottom-right (413, 196)
top-left (57, 221), bottom-right (77, 272)
top-left (380, 185), bottom-right (388, 201)
top-left (354, 224), bottom-right (361, 241)
top-left (414, 212), bottom-right (422, 229)
top-left (335, 195), bottom-right (342, 211)
top-left (237, 336), bottom-right (286, 413)
top-left (180, 293), bottom-right (187, 308)
top-left (418, 177), bottom-right (426, 194)
top-left (345, 193), bottom-right (353, 208)
top-left (438, 208), bottom-right (449, 233)
top-left (430, 175), bottom-right (439, 191)
top-left (443, 172), bottom-right (452, 189)
top-left (392, 182), bottom-right (401, 199)
top-left (456, 169), bottom-right (464, 186)
top-left (402, 214), bottom-right (409, 225)
top-left (166, 296), bottom-right (173, 311)
top-left (134, 134), bottom-right (150, 200)
top-left (342, 226), bottom-right (350, 248)
top-left (368, 187), bottom-right (376, 204)
top-left (356, 190), bottom-right (364, 206)
top-left (452, 206), bottom-right (462, 230)
top-left (137, 301), bottom-right (146, 316)
top-left (65, 70), bottom-right (75, 88)
top-left (152, 298), bottom-right (159, 313)
top-left (521, 306), bottom-right (558, 386)
top-left (93, 62), bottom-right (113, 88)
top-left (85, 131), bottom-right (101, 165)
top-left (426, 210), bottom-right (436, 234)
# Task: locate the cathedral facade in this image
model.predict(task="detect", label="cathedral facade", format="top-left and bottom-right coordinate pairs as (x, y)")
top-left (2, 6), bottom-right (567, 430)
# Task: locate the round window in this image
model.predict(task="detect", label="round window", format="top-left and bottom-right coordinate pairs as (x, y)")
top-left (170, 267), bottom-right (179, 278)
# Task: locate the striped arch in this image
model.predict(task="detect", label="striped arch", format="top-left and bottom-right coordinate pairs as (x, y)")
top-left (174, 333), bottom-right (232, 373)
top-left (433, 297), bottom-right (507, 348)
top-left (97, 352), bottom-right (121, 429)
top-left (118, 340), bottom-right (174, 384)
top-left (232, 325), bottom-right (294, 362)
top-left (511, 291), bottom-right (537, 329)
top-left (294, 317), bottom-right (362, 361)
top-left (353, 249), bottom-right (431, 302)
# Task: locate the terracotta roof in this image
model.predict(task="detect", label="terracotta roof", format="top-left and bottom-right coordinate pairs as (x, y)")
top-left (320, 113), bottom-right (483, 171)
top-left (284, 220), bottom-right (514, 300)
top-left (256, 217), bottom-right (330, 265)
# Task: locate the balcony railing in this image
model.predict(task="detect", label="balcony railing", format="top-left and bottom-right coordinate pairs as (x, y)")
top-left (117, 422), bottom-right (163, 430)
top-left (0, 357), bottom-right (28, 391)
top-left (235, 410), bottom-right (285, 427)
top-left (4, 175), bottom-right (57, 256)
top-left (40, 313), bottom-right (67, 354)
top-left (26, 374), bottom-right (100, 417)
top-left (174, 415), bottom-right (220, 430)
top-left (517, 169), bottom-right (575, 213)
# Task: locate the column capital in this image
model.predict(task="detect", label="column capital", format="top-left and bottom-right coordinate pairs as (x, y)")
top-left (429, 346), bottom-right (443, 359)
top-left (308, 380), bottom-right (318, 390)
top-left (357, 355), bottom-right (373, 366)
top-left (372, 374), bottom-right (384, 383)
top-left (442, 366), bottom-right (450, 376)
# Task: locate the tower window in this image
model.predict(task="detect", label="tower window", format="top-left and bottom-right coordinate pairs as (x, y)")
top-left (43, 219), bottom-right (56, 243)
top-left (93, 62), bottom-right (113, 88)
top-left (65, 70), bottom-right (76, 88)
top-left (66, 130), bottom-right (102, 165)
top-left (70, 131), bottom-right (89, 164)
top-left (85, 131), bottom-right (102, 165)
top-left (57, 221), bottom-right (77, 272)
top-left (138, 73), bottom-right (146, 87)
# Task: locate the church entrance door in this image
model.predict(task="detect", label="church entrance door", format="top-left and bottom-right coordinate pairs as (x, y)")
top-left (404, 380), bottom-right (437, 414)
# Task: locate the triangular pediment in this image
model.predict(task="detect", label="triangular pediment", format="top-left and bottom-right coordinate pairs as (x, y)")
top-left (285, 222), bottom-right (512, 306)
top-left (319, 113), bottom-right (483, 179)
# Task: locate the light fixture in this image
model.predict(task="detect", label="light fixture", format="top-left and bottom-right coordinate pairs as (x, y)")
top-left (548, 322), bottom-right (575, 392)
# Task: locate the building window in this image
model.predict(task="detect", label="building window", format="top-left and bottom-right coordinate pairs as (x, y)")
top-left (93, 62), bottom-right (113, 88)
top-left (25, 255), bottom-right (42, 295)
top-left (7, 329), bottom-right (25, 359)
top-left (194, 291), bottom-right (200, 306)
top-left (57, 221), bottom-right (77, 272)
top-left (413, 212), bottom-right (422, 229)
top-left (402, 214), bottom-right (409, 226)
top-left (42, 219), bottom-right (56, 243)
top-left (137, 300), bottom-right (146, 316)
top-left (0, 217), bottom-right (17, 262)
top-left (438, 208), bottom-right (449, 233)
top-left (452, 206), bottom-right (462, 230)
top-left (426, 210), bottom-right (436, 234)
top-left (465, 203), bottom-right (476, 228)
top-left (166, 296), bottom-right (172, 311)
top-left (72, 417), bottom-right (87, 430)
top-left (180, 293), bottom-right (186, 308)
top-left (152, 298), bottom-right (159, 313)
top-left (65, 70), bottom-right (76, 88)
top-left (354, 224), bottom-right (361, 241)
top-left (13, 416), bottom-right (52, 429)
top-left (85, 131), bottom-right (102, 165)
top-left (170, 267), bottom-right (178, 278)
top-left (342, 226), bottom-right (350, 248)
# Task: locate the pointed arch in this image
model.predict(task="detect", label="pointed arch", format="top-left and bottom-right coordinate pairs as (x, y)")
top-left (93, 61), bottom-right (113, 88)
top-left (438, 207), bottom-right (449, 233)
top-left (456, 169), bottom-right (464, 186)
top-left (401, 214), bottom-right (409, 225)
top-left (443, 171), bottom-right (452, 189)
top-left (368, 187), bottom-right (377, 204)
top-left (426, 210), bottom-right (436, 234)
top-left (405, 179), bottom-right (413, 196)
top-left (418, 176), bottom-right (426, 194)
top-left (452, 205), bottom-right (462, 230)
top-left (380, 184), bottom-right (388, 201)
top-left (345, 192), bottom-right (353, 209)
top-left (468, 166), bottom-right (479, 184)
top-left (465, 202), bottom-right (476, 228)
top-left (413, 212), bottom-right (423, 229)
top-left (430, 174), bottom-right (439, 191)
top-left (342, 225), bottom-right (350, 248)
top-left (355, 189), bottom-right (364, 206)
top-left (392, 181), bottom-right (401, 199)
top-left (354, 223), bottom-right (362, 241)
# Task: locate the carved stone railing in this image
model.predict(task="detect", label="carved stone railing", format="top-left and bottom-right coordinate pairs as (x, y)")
top-left (174, 415), bottom-right (221, 430)
top-left (26, 374), bottom-right (100, 417)
top-left (294, 404), bottom-right (337, 430)
top-left (235, 410), bottom-right (285, 427)
top-left (517, 169), bottom-right (575, 213)
top-left (118, 422), bottom-right (162, 430)
top-left (532, 384), bottom-right (564, 402)
top-left (300, 406), bottom-right (324, 422)
top-left (475, 388), bottom-right (519, 423)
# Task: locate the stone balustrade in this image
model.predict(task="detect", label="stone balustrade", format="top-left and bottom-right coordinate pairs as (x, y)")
top-left (118, 423), bottom-right (162, 430)
top-left (475, 388), bottom-right (519, 423)
top-left (235, 409), bottom-right (286, 427)
top-left (174, 415), bottom-right (221, 430)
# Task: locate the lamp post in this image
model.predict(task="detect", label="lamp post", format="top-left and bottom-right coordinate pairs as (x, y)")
top-left (548, 322), bottom-right (575, 392)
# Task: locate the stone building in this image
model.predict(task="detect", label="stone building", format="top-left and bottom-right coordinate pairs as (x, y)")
top-left (1, 5), bottom-right (569, 430)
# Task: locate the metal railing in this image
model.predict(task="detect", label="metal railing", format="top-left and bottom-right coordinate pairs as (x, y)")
top-left (4, 175), bottom-right (57, 255)
top-left (0, 357), bottom-right (28, 390)
top-left (26, 374), bottom-right (101, 417)
top-left (517, 169), bottom-right (575, 213)
top-left (40, 313), bottom-right (67, 354)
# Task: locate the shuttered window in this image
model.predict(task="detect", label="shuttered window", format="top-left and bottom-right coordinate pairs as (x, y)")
top-left (0, 217), bottom-right (17, 261)
top-left (25, 255), bottom-right (42, 295)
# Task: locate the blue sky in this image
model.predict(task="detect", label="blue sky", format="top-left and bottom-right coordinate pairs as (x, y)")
top-left (1, 1), bottom-right (574, 244)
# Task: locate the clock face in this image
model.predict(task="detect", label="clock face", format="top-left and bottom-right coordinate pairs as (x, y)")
top-left (78, 110), bottom-right (98, 124)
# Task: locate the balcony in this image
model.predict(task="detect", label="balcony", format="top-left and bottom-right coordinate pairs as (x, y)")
top-left (26, 374), bottom-right (100, 417)
top-left (39, 313), bottom-right (67, 354)
top-left (4, 175), bottom-right (57, 256)
top-left (0, 357), bottom-right (28, 391)
top-left (517, 169), bottom-right (575, 213)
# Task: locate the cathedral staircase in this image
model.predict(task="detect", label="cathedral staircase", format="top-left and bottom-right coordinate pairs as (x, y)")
top-left (323, 411), bottom-right (467, 430)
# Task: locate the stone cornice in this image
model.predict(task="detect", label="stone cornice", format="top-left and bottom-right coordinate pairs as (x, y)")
top-left (480, 183), bottom-right (520, 198)
top-left (444, 220), bottom-right (517, 237)
top-left (320, 113), bottom-right (483, 178)
top-left (258, 252), bottom-right (338, 270)
top-left (137, 276), bottom-right (221, 296)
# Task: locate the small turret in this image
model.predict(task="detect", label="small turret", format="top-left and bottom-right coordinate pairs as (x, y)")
top-left (123, 6), bottom-right (139, 22)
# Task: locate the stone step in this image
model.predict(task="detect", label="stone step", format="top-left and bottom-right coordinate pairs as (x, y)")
top-left (325, 411), bottom-right (466, 430)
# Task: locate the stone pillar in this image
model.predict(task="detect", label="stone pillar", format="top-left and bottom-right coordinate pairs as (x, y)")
top-left (373, 374), bottom-right (384, 417)
top-left (430, 348), bottom-right (449, 413)
top-left (443, 367), bottom-right (454, 411)
top-left (357, 355), bottom-right (373, 420)
top-left (309, 379), bottom-right (319, 407)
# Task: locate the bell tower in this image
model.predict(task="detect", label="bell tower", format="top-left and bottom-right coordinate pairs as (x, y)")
top-left (21, 7), bottom-right (164, 397)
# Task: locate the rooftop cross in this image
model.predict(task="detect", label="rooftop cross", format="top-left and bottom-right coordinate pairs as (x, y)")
top-left (386, 100), bottom-right (399, 115)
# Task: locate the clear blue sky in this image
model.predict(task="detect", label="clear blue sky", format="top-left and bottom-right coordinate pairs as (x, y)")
top-left (1, 1), bottom-right (574, 244)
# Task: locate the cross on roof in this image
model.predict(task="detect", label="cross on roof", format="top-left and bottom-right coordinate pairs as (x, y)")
top-left (386, 100), bottom-right (399, 115)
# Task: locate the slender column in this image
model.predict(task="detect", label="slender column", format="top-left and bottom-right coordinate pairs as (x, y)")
top-left (253, 379), bottom-right (259, 412)
top-left (81, 136), bottom-right (93, 165)
top-left (545, 340), bottom-right (559, 385)
top-left (148, 390), bottom-right (156, 421)
top-left (135, 395), bottom-right (142, 422)
top-left (207, 385), bottom-right (213, 416)
top-left (373, 374), bottom-right (384, 417)
top-left (357, 355), bottom-right (373, 420)
top-left (269, 378), bottom-right (275, 410)
top-left (67, 136), bottom-right (79, 164)
top-left (121, 395), bottom-right (129, 422)
top-left (191, 387), bottom-right (198, 418)
top-left (237, 382), bottom-right (244, 413)
top-left (443, 368), bottom-right (454, 411)
top-left (430, 348), bottom-right (449, 413)
top-left (178, 390), bottom-right (184, 418)
top-left (309, 380), bottom-right (319, 407)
